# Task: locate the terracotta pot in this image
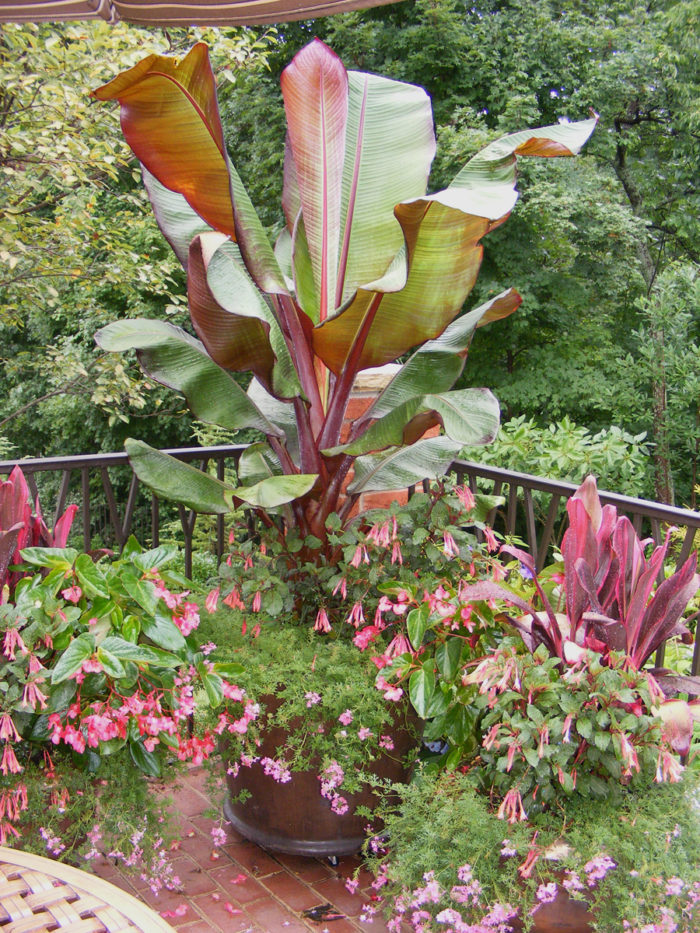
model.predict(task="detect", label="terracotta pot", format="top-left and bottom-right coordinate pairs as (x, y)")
top-left (511, 889), bottom-right (595, 933)
top-left (223, 697), bottom-right (420, 857)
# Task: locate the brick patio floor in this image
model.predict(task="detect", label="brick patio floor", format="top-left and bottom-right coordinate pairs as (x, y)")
top-left (92, 766), bottom-right (393, 933)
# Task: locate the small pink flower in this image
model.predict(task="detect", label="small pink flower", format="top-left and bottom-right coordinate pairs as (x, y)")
top-left (205, 587), bottom-right (220, 613)
top-left (338, 710), bottom-right (354, 725)
top-left (358, 727), bottom-right (372, 741)
top-left (379, 735), bottom-right (394, 751)
top-left (305, 692), bottom-right (321, 707)
top-left (252, 590), bottom-right (262, 612)
top-left (61, 585), bottom-right (82, 604)
top-left (314, 608), bottom-right (331, 633)
top-left (345, 877), bottom-right (359, 894)
top-left (456, 485), bottom-right (476, 511)
top-left (483, 526), bottom-right (499, 552)
top-left (210, 826), bottom-right (227, 847)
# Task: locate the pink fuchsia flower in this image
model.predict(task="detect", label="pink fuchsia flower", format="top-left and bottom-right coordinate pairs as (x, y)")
top-left (3, 629), bottom-right (27, 661)
top-left (61, 585), bottom-right (82, 604)
top-left (333, 576), bottom-right (348, 599)
top-left (21, 681), bottom-right (48, 711)
top-left (205, 587), bottom-right (220, 613)
top-left (222, 587), bottom-right (245, 610)
top-left (346, 601), bottom-right (365, 628)
top-left (497, 788), bottom-right (527, 824)
top-left (349, 544), bottom-right (370, 568)
top-left (391, 540), bottom-right (403, 565)
top-left (338, 710), bottom-right (353, 725)
top-left (483, 526), bottom-right (499, 552)
top-left (0, 744), bottom-right (22, 775)
top-left (442, 530), bottom-right (460, 559)
top-left (385, 633), bottom-right (412, 658)
top-left (656, 750), bottom-right (684, 783)
top-left (252, 590), bottom-right (262, 612)
top-left (314, 607), bottom-right (331, 633)
top-left (0, 715), bottom-right (19, 743)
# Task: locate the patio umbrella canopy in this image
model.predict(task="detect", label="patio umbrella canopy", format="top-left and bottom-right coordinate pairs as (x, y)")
top-left (0, 0), bottom-right (400, 26)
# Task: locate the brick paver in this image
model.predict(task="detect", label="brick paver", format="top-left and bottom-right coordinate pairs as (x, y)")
top-left (92, 767), bottom-right (385, 932)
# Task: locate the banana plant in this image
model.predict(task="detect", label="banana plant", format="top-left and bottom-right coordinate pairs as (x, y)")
top-left (93, 39), bottom-right (595, 546)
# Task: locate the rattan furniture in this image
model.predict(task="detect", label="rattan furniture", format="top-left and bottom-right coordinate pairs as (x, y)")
top-left (0, 846), bottom-right (175, 932)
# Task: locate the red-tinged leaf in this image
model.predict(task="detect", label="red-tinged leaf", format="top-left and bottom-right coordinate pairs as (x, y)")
top-left (188, 233), bottom-right (275, 387)
top-left (93, 44), bottom-right (234, 237)
top-left (633, 553), bottom-right (699, 667)
top-left (281, 39), bottom-right (348, 322)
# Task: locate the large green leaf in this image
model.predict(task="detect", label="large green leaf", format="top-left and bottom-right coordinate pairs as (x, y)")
top-left (142, 167), bottom-right (213, 268)
top-left (349, 436), bottom-right (463, 494)
top-left (327, 388), bottom-right (499, 456)
top-left (248, 379), bottom-right (300, 466)
top-left (126, 440), bottom-right (317, 512)
top-left (336, 71), bottom-right (435, 308)
top-left (364, 290), bottom-right (521, 419)
top-left (96, 319), bottom-right (281, 436)
top-left (237, 443), bottom-right (282, 485)
top-left (313, 118), bottom-right (595, 374)
top-left (126, 440), bottom-right (238, 514)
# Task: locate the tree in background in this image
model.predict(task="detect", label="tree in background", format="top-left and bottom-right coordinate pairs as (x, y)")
top-left (0, 21), bottom-right (276, 458)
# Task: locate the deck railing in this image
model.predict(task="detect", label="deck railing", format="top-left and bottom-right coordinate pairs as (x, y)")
top-left (2, 446), bottom-right (699, 675)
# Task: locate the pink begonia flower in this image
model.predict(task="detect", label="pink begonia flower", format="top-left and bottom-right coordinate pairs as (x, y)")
top-left (175, 602), bottom-right (200, 637)
top-left (338, 709), bottom-right (353, 725)
top-left (205, 587), bottom-right (220, 613)
top-left (353, 625), bottom-right (380, 650)
top-left (61, 585), bottom-right (82, 604)
top-left (376, 676), bottom-right (403, 701)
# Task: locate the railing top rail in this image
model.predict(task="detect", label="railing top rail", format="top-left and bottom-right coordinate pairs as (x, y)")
top-left (454, 459), bottom-right (700, 528)
top-left (0, 444), bottom-right (249, 475)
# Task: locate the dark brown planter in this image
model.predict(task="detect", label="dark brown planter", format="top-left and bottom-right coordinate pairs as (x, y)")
top-left (511, 889), bottom-right (595, 933)
top-left (223, 697), bottom-right (420, 857)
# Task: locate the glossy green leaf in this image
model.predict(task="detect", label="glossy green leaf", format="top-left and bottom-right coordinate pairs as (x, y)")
top-left (19, 547), bottom-right (78, 570)
top-left (75, 553), bottom-right (109, 599)
top-left (328, 388), bottom-right (499, 456)
top-left (349, 436), bottom-right (462, 494)
top-left (409, 665), bottom-right (435, 718)
top-left (132, 546), bottom-right (179, 572)
top-left (51, 633), bottom-right (95, 684)
top-left (119, 567), bottom-right (159, 615)
top-left (141, 606), bottom-right (187, 651)
top-left (201, 671), bottom-right (224, 707)
top-left (97, 647), bottom-right (126, 679)
top-left (129, 739), bottom-right (161, 777)
top-left (406, 604), bottom-right (430, 650)
top-left (141, 166), bottom-right (213, 268)
top-left (100, 636), bottom-right (182, 668)
top-left (365, 290), bottom-right (521, 419)
top-left (436, 638), bottom-right (463, 681)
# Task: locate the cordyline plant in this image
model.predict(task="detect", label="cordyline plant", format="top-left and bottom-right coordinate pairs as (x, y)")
top-left (93, 40), bottom-right (595, 553)
top-left (463, 476), bottom-right (700, 751)
top-left (0, 466), bottom-right (77, 604)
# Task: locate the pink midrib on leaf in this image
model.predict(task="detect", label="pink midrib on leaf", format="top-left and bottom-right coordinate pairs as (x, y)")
top-left (335, 75), bottom-right (368, 310)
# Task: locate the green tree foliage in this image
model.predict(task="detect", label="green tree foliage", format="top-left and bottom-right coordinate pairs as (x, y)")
top-left (0, 21), bottom-right (276, 458)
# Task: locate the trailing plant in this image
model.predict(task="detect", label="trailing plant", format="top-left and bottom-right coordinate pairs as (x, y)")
top-left (363, 768), bottom-right (700, 932)
top-left (0, 538), bottom-right (245, 887)
top-left (92, 38), bottom-right (595, 558)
